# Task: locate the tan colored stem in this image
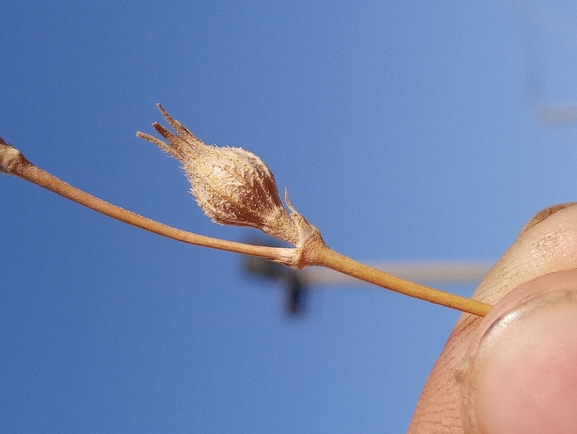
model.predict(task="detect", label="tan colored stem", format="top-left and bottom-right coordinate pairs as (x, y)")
top-left (306, 239), bottom-right (492, 317)
top-left (0, 139), bottom-right (289, 261)
top-left (1, 137), bottom-right (492, 317)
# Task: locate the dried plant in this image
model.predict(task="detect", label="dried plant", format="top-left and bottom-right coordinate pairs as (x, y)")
top-left (0, 105), bottom-right (491, 317)
top-left (136, 105), bottom-right (302, 245)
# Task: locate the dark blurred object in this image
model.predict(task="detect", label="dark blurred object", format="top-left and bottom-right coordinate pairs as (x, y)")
top-left (286, 277), bottom-right (306, 315)
top-left (244, 255), bottom-right (308, 315)
top-left (243, 241), bottom-right (493, 316)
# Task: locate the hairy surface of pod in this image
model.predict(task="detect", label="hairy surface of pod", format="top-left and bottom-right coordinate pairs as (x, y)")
top-left (137, 105), bottom-right (300, 245)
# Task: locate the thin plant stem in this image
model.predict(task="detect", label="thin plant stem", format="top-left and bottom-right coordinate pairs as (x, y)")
top-left (305, 240), bottom-right (492, 317)
top-left (0, 139), bottom-right (290, 261)
top-left (0, 138), bottom-right (492, 317)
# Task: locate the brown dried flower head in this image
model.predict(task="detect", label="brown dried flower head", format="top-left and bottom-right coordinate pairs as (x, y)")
top-left (137, 104), bottom-right (301, 245)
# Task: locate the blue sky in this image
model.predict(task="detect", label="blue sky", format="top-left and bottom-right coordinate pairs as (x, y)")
top-left (2, 1), bottom-right (577, 433)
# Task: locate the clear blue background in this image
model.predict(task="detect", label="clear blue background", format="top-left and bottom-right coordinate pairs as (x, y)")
top-left (2, 1), bottom-right (577, 432)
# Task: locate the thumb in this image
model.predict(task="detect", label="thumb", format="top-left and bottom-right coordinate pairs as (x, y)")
top-left (408, 203), bottom-right (577, 433)
top-left (459, 270), bottom-right (577, 434)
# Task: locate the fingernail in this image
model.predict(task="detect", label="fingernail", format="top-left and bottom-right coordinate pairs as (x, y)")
top-left (458, 289), bottom-right (577, 434)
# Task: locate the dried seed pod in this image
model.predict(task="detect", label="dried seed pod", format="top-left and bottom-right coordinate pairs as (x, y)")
top-left (137, 104), bottom-right (301, 246)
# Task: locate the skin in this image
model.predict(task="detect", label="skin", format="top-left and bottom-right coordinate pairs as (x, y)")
top-left (407, 203), bottom-right (577, 433)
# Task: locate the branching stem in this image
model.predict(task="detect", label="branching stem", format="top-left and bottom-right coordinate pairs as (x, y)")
top-left (0, 137), bottom-right (492, 317)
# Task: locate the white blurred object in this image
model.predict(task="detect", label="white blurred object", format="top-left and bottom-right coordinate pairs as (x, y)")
top-left (534, 104), bottom-right (577, 125)
top-left (301, 260), bottom-right (495, 286)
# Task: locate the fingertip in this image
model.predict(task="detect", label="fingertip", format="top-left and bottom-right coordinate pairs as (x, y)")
top-left (462, 290), bottom-right (577, 434)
